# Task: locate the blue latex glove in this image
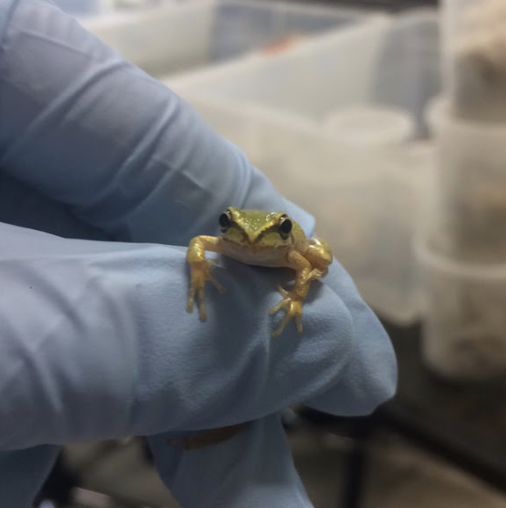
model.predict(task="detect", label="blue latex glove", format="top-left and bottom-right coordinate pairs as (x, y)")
top-left (0, 1), bottom-right (397, 507)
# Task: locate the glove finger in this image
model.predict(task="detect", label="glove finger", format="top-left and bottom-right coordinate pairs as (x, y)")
top-left (148, 413), bottom-right (314, 508)
top-left (303, 259), bottom-right (397, 416)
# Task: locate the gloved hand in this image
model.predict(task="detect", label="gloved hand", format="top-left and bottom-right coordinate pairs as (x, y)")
top-left (0, 1), bottom-right (397, 507)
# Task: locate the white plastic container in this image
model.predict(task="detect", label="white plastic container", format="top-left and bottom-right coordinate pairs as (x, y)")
top-left (417, 235), bottom-right (506, 381)
top-left (82, 0), bottom-right (370, 78)
top-left (442, 0), bottom-right (506, 121)
top-left (167, 11), bottom-right (441, 323)
top-left (363, 141), bottom-right (435, 322)
top-left (427, 97), bottom-right (506, 262)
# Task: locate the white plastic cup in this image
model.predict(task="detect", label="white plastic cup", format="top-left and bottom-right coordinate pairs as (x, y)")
top-left (281, 105), bottom-right (415, 271)
top-left (427, 97), bottom-right (506, 261)
top-left (417, 235), bottom-right (506, 381)
top-left (363, 141), bottom-right (434, 323)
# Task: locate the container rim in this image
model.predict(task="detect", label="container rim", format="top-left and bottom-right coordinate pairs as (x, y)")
top-left (426, 96), bottom-right (506, 134)
top-left (415, 234), bottom-right (506, 279)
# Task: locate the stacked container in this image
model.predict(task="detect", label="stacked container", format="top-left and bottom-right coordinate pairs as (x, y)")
top-left (421, 0), bottom-right (506, 380)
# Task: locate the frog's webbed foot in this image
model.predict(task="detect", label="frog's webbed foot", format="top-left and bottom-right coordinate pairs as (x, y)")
top-left (187, 259), bottom-right (225, 321)
top-left (269, 285), bottom-right (304, 338)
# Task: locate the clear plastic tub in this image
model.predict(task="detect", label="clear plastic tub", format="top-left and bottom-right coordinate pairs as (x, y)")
top-left (82, 0), bottom-right (371, 78)
top-left (442, 0), bottom-right (506, 121)
top-left (417, 235), bottom-right (506, 381)
top-left (167, 11), bottom-right (441, 323)
top-left (427, 97), bottom-right (506, 262)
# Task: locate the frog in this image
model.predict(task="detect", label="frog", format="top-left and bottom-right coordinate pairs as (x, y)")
top-left (186, 207), bottom-right (333, 337)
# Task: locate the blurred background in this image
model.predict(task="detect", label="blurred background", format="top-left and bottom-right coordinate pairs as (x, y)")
top-left (35, 0), bottom-right (506, 507)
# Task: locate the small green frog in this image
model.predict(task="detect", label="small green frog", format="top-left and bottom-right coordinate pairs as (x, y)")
top-left (186, 207), bottom-right (333, 337)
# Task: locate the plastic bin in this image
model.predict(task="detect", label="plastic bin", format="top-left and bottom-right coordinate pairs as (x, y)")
top-left (417, 235), bottom-right (506, 381)
top-left (82, 0), bottom-right (371, 78)
top-left (166, 11), bottom-right (441, 323)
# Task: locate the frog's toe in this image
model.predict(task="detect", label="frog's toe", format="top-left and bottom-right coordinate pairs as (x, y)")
top-left (186, 282), bottom-right (199, 314)
top-left (199, 260), bottom-right (225, 294)
top-left (187, 260), bottom-right (225, 321)
top-left (295, 313), bottom-right (303, 334)
top-left (269, 286), bottom-right (289, 315)
top-left (186, 284), bottom-right (207, 321)
top-left (277, 285), bottom-right (289, 298)
top-left (272, 316), bottom-right (290, 338)
top-left (271, 305), bottom-right (303, 337)
top-left (307, 268), bottom-right (326, 282)
top-left (270, 291), bottom-right (304, 337)
top-left (186, 294), bottom-right (195, 313)
top-left (198, 300), bottom-right (208, 322)
top-left (209, 274), bottom-right (225, 294)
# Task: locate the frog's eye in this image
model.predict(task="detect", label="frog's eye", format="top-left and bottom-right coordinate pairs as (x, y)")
top-left (278, 215), bottom-right (292, 239)
top-left (219, 210), bottom-right (232, 232)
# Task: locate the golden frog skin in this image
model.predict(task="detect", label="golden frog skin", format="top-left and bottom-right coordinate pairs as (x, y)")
top-left (186, 207), bottom-right (333, 337)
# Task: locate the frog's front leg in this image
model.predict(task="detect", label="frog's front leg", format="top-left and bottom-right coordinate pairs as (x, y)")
top-left (186, 235), bottom-right (225, 322)
top-left (269, 251), bottom-right (313, 338)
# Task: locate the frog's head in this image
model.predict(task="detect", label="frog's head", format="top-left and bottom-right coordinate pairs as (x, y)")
top-left (219, 207), bottom-right (294, 248)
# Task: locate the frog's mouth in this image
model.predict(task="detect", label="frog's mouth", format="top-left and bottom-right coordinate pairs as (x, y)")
top-left (221, 238), bottom-right (292, 267)
top-left (223, 233), bottom-right (291, 249)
